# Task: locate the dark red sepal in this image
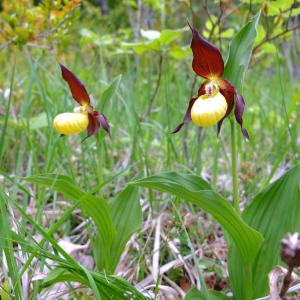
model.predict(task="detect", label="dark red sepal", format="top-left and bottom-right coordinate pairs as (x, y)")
top-left (235, 93), bottom-right (249, 140)
top-left (189, 23), bottom-right (224, 79)
top-left (60, 64), bottom-right (90, 105)
top-left (172, 97), bottom-right (197, 133)
top-left (98, 113), bottom-right (111, 139)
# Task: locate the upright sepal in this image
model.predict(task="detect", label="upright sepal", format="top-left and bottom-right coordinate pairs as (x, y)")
top-left (189, 23), bottom-right (224, 79)
top-left (60, 64), bottom-right (90, 105)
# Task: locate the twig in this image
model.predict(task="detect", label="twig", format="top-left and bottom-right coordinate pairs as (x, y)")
top-left (246, 0), bottom-right (253, 22)
top-left (0, 4), bottom-right (80, 50)
top-left (35, 5), bottom-right (79, 41)
top-left (142, 53), bottom-right (163, 119)
top-left (254, 23), bottom-right (300, 53)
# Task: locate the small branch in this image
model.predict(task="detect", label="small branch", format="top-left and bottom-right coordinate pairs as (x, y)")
top-left (246, 0), bottom-right (253, 22)
top-left (142, 53), bottom-right (163, 119)
top-left (0, 4), bottom-right (79, 50)
top-left (35, 4), bottom-right (80, 41)
top-left (253, 23), bottom-right (300, 53)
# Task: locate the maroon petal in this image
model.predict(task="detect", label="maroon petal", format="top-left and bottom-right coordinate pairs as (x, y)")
top-left (217, 118), bottom-right (225, 136)
top-left (189, 23), bottom-right (224, 79)
top-left (215, 79), bottom-right (235, 135)
top-left (81, 111), bottom-right (100, 142)
top-left (98, 113), bottom-right (111, 139)
top-left (60, 64), bottom-right (90, 105)
top-left (197, 81), bottom-right (208, 96)
top-left (172, 97), bottom-right (197, 133)
top-left (235, 93), bottom-right (249, 139)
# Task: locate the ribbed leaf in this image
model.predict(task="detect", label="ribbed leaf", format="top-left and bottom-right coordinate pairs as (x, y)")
top-left (23, 174), bottom-right (116, 270)
top-left (41, 266), bottom-right (147, 300)
top-left (99, 75), bottom-right (122, 111)
top-left (219, 13), bottom-right (261, 300)
top-left (228, 166), bottom-right (300, 299)
top-left (131, 172), bottom-right (263, 265)
top-left (94, 185), bottom-right (142, 273)
top-left (223, 12), bottom-right (260, 90)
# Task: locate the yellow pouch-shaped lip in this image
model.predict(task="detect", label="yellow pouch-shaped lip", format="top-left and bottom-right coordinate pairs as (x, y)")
top-left (53, 112), bottom-right (89, 135)
top-left (191, 92), bottom-right (227, 127)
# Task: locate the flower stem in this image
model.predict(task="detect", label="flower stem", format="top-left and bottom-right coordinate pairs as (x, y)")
top-left (230, 119), bottom-right (240, 215)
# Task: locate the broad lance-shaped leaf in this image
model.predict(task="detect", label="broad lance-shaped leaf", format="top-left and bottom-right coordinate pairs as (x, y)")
top-left (23, 174), bottom-right (142, 274)
top-left (98, 74), bottom-right (122, 112)
top-left (228, 165), bottom-right (300, 300)
top-left (23, 174), bottom-right (116, 270)
top-left (94, 184), bottom-right (142, 273)
top-left (223, 12), bottom-right (260, 90)
top-left (131, 172), bottom-right (263, 265)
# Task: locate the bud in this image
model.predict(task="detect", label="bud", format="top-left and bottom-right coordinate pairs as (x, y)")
top-left (280, 233), bottom-right (300, 268)
top-left (53, 112), bottom-right (89, 135)
top-left (191, 92), bottom-right (227, 127)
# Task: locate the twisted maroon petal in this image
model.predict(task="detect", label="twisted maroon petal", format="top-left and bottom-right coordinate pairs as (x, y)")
top-left (217, 79), bottom-right (235, 135)
top-left (81, 111), bottom-right (100, 142)
top-left (60, 64), bottom-right (90, 105)
top-left (235, 93), bottom-right (249, 140)
top-left (189, 22), bottom-right (224, 79)
top-left (98, 113), bottom-right (111, 139)
top-left (172, 97), bottom-right (197, 133)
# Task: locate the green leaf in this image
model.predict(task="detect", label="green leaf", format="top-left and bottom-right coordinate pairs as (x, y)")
top-left (131, 172), bottom-right (263, 265)
top-left (220, 13), bottom-right (261, 300)
top-left (1, 281), bottom-right (12, 300)
top-left (228, 166), bottom-right (300, 299)
top-left (159, 29), bottom-right (182, 46)
top-left (267, 0), bottom-right (294, 16)
top-left (99, 75), bottom-right (122, 111)
top-left (23, 174), bottom-right (116, 271)
top-left (0, 190), bottom-right (22, 299)
top-left (94, 185), bottom-right (142, 273)
top-left (247, 166), bottom-right (300, 297)
top-left (41, 266), bottom-right (147, 300)
top-left (223, 12), bottom-right (260, 90)
top-left (220, 28), bottom-right (234, 38)
top-left (185, 287), bottom-right (231, 300)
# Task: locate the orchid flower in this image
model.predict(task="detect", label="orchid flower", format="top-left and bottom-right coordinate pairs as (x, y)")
top-left (173, 24), bottom-right (249, 139)
top-left (53, 64), bottom-right (111, 141)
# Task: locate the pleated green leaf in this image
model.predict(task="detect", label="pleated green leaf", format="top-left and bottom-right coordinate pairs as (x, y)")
top-left (131, 172), bottom-right (263, 265)
top-left (23, 174), bottom-right (116, 270)
top-left (94, 184), bottom-right (142, 273)
top-left (228, 165), bottom-right (300, 299)
top-left (223, 12), bottom-right (260, 89)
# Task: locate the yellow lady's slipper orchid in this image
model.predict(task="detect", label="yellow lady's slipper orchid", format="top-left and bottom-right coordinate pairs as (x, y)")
top-left (54, 64), bottom-right (111, 141)
top-left (172, 23), bottom-right (249, 139)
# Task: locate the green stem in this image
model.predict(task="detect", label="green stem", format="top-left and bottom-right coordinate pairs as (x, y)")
top-left (230, 119), bottom-right (240, 215)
